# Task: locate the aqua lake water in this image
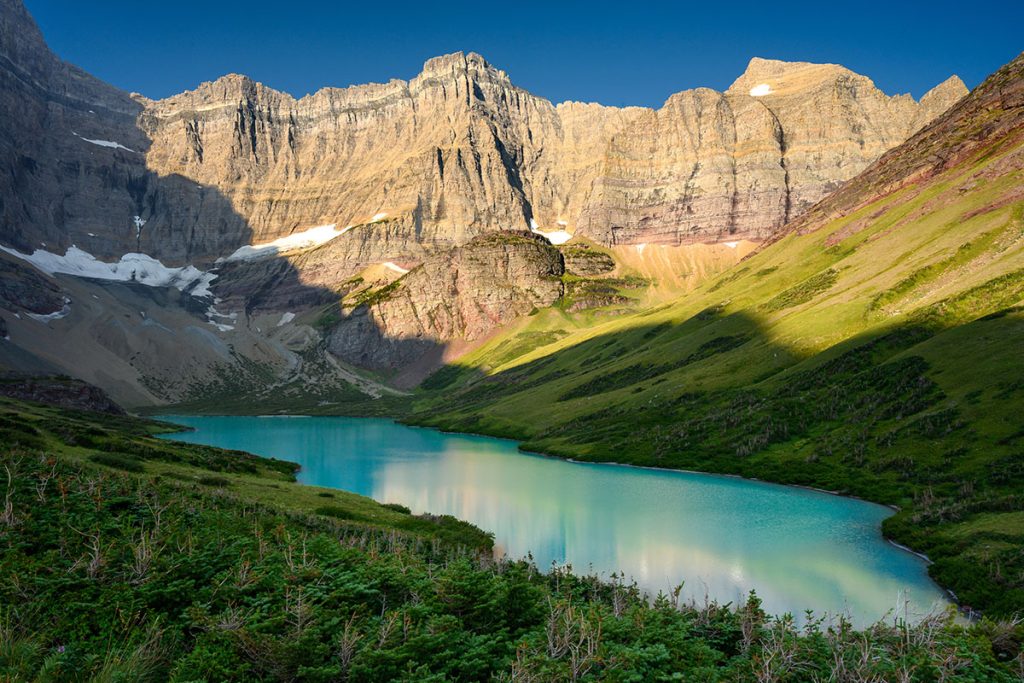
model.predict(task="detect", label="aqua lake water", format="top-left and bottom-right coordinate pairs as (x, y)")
top-left (160, 415), bottom-right (950, 624)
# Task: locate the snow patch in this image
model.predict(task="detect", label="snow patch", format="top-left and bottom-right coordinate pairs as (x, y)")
top-left (206, 306), bottom-right (237, 320)
top-left (383, 261), bottom-right (409, 275)
top-left (133, 215), bottom-right (146, 237)
top-left (203, 304), bottom-right (239, 332)
top-left (223, 224), bottom-right (344, 261)
top-left (277, 311), bottom-right (296, 327)
top-left (370, 212), bottom-right (388, 222)
top-left (529, 219), bottom-right (573, 245)
top-left (723, 241), bottom-right (739, 249)
top-left (0, 245), bottom-right (216, 298)
top-left (27, 302), bottom-right (70, 323)
top-left (749, 83), bottom-right (772, 97)
top-left (87, 232), bottom-right (96, 237)
top-left (72, 131), bottom-right (136, 153)
top-left (530, 227), bottom-right (572, 245)
top-left (635, 243), bottom-right (647, 255)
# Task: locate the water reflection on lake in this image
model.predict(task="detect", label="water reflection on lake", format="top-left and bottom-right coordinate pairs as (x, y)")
top-left (161, 415), bottom-right (950, 624)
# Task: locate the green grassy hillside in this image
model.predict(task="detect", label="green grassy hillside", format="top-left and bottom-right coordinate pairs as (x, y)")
top-left (2, 398), bottom-right (1022, 680)
top-left (410, 56), bottom-right (1024, 618)
top-left (0, 398), bottom-right (492, 548)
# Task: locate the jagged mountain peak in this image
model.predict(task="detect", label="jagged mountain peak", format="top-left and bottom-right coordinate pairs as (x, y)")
top-left (727, 56), bottom-right (867, 98)
top-left (920, 74), bottom-right (968, 108)
top-left (786, 52), bottom-right (1023, 239)
top-left (152, 50), bottom-right (519, 112)
top-left (730, 56), bottom-right (967, 107)
top-left (740, 55), bottom-right (848, 75)
top-left (415, 50), bottom-right (515, 91)
top-left (421, 50), bottom-right (492, 73)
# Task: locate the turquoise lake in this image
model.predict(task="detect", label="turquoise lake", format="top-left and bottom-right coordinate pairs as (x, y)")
top-left (160, 415), bottom-right (951, 624)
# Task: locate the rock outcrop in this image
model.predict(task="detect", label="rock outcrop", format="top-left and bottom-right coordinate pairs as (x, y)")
top-left (561, 245), bottom-right (616, 277)
top-left (0, 256), bottom-right (65, 315)
top-left (329, 231), bottom-right (563, 377)
top-left (0, 374), bottom-right (125, 414)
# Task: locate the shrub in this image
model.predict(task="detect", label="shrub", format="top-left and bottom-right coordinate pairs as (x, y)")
top-left (89, 452), bottom-right (144, 473)
top-left (197, 475), bottom-right (230, 487)
top-left (761, 268), bottom-right (838, 312)
top-left (314, 505), bottom-right (364, 521)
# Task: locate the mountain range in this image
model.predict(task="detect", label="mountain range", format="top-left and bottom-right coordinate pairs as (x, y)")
top-left (0, 0), bottom-right (966, 403)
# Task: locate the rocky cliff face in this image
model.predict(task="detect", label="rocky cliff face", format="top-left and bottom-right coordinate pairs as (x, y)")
top-left (135, 53), bottom-right (650, 273)
top-left (1, 0), bottom-right (965, 266)
top-left (134, 55), bottom-right (964, 259)
top-left (0, 374), bottom-right (124, 414)
top-left (328, 231), bottom-right (563, 379)
top-left (576, 60), bottom-right (967, 245)
top-left (0, 0), bottom-right (253, 264)
top-left (785, 52), bottom-right (1024, 239)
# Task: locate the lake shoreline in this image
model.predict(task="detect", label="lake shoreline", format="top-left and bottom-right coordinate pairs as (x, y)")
top-left (405, 419), bottom-right (978, 614)
top-left (157, 412), bottom-right (958, 623)
top-left (407, 419), bottom-right (980, 618)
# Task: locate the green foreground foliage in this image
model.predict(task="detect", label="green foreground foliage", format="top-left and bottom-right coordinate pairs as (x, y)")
top-left (410, 102), bottom-right (1024, 621)
top-left (0, 401), bottom-right (1021, 680)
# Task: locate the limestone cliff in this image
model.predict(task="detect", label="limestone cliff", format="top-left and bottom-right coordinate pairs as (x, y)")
top-left (577, 59), bottom-right (968, 245)
top-left (785, 53), bottom-right (1024, 240)
top-left (1, 0), bottom-right (964, 266)
top-left (0, 0), bottom-right (254, 264)
top-left (135, 55), bottom-right (963, 258)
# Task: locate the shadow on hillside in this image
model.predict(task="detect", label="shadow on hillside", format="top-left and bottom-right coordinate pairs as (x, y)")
top-left (409, 299), bottom-right (978, 475)
top-left (0, 56), bottom-right (446, 405)
top-left (415, 307), bottom-right (799, 423)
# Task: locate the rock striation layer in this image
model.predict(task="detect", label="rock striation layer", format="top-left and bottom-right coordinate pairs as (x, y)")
top-left (577, 60), bottom-right (967, 245)
top-left (1, 0), bottom-right (965, 269)
top-left (135, 55), bottom-right (964, 257)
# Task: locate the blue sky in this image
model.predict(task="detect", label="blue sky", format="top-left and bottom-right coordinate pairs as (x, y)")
top-left (26, 0), bottom-right (1023, 107)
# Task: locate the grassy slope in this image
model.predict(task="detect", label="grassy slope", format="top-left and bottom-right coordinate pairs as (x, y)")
top-left (2, 400), bottom-right (1022, 681)
top-left (0, 398), bottom-right (491, 549)
top-left (410, 59), bottom-right (1024, 618)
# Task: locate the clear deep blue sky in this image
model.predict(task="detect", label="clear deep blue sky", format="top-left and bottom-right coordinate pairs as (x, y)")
top-left (25, 0), bottom-right (1023, 107)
